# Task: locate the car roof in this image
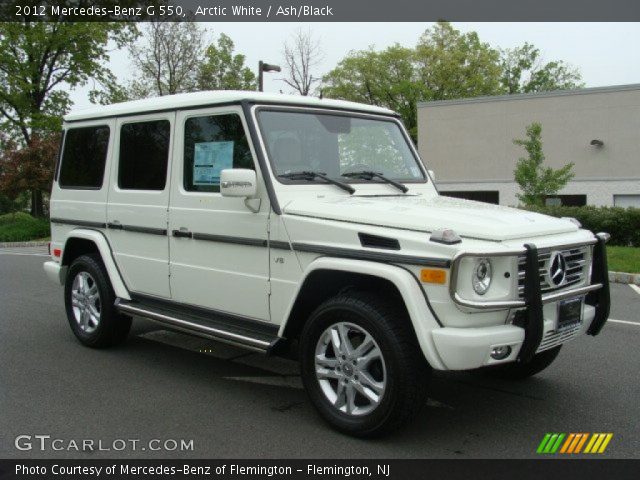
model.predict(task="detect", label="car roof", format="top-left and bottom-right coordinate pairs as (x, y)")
top-left (63, 90), bottom-right (396, 122)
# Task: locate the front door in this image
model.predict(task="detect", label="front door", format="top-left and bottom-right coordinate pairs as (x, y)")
top-left (106, 113), bottom-right (174, 298)
top-left (168, 106), bottom-right (271, 321)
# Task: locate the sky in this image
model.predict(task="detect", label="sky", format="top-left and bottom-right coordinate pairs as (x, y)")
top-left (70, 22), bottom-right (640, 108)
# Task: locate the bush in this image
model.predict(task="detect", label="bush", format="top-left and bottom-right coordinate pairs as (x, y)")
top-left (0, 212), bottom-right (50, 242)
top-left (522, 205), bottom-right (640, 247)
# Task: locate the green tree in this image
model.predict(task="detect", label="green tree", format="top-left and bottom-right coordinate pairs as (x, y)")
top-left (414, 22), bottom-right (503, 101)
top-left (197, 34), bottom-right (256, 91)
top-left (0, 20), bottom-right (133, 215)
top-left (513, 122), bottom-right (575, 207)
top-left (500, 43), bottom-right (584, 94)
top-left (322, 45), bottom-right (425, 139)
top-left (322, 23), bottom-right (503, 139)
top-left (127, 22), bottom-right (205, 98)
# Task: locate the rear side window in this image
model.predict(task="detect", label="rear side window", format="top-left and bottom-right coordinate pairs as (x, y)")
top-left (183, 114), bottom-right (253, 193)
top-left (118, 120), bottom-right (171, 190)
top-left (59, 125), bottom-right (110, 189)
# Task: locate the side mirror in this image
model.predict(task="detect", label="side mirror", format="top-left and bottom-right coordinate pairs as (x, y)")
top-left (428, 169), bottom-right (435, 181)
top-left (220, 169), bottom-right (257, 198)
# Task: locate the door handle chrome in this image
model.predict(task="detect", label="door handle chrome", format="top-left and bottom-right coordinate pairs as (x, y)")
top-left (172, 228), bottom-right (192, 238)
top-left (107, 221), bottom-right (123, 230)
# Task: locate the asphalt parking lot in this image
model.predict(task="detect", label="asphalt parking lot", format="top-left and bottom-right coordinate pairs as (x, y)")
top-left (1, 247), bottom-right (639, 459)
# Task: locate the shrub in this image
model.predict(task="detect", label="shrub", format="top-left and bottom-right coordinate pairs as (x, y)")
top-left (522, 205), bottom-right (640, 247)
top-left (0, 212), bottom-right (50, 242)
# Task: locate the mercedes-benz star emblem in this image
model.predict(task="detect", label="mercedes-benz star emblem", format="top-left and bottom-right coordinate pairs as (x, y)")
top-left (549, 252), bottom-right (567, 286)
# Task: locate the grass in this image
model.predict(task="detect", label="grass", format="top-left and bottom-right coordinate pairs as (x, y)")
top-left (607, 246), bottom-right (640, 274)
top-left (0, 212), bottom-right (50, 242)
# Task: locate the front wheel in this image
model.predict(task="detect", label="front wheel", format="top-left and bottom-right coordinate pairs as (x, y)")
top-left (300, 291), bottom-right (430, 437)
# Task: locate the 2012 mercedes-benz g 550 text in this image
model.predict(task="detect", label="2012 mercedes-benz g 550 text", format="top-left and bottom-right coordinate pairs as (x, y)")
top-left (44, 91), bottom-right (611, 436)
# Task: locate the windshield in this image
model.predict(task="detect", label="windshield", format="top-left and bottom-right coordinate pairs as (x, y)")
top-left (257, 110), bottom-right (426, 183)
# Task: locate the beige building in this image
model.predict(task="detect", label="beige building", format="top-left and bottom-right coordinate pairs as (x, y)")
top-left (417, 84), bottom-right (640, 207)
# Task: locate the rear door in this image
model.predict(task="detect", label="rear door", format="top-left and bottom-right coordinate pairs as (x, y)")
top-left (168, 106), bottom-right (271, 320)
top-left (106, 113), bottom-right (175, 298)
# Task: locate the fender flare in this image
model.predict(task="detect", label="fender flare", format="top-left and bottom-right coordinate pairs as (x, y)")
top-left (278, 257), bottom-right (446, 370)
top-left (61, 229), bottom-right (131, 300)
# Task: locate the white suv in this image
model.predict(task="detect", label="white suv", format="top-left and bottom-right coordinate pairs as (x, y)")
top-left (44, 91), bottom-right (610, 436)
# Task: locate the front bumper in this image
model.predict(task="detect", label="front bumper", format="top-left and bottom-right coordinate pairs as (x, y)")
top-left (432, 234), bottom-right (610, 370)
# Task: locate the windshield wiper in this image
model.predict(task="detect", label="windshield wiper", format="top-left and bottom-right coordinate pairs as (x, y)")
top-left (278, 171), bottom-right (355, 194)
top-left (341, 171), bottom-right (408, 193)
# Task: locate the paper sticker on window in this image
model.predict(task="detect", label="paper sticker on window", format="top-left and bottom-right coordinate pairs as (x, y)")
top-left (193, 141), bottom-right (234, 185)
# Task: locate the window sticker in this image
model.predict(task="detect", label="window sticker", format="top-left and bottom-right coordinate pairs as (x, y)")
top-left (193, 141), bottom-right (234, 185)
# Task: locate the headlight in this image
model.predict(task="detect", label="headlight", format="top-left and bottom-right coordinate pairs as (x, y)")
top-left (472, 258), bottom-right (492, 295)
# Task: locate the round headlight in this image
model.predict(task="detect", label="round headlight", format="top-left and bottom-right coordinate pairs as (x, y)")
top-left (472, 258), bottom-right (492, 295)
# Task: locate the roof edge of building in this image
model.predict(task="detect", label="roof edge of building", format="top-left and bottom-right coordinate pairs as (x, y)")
top-left (417, 83), bottom-right (640, 108)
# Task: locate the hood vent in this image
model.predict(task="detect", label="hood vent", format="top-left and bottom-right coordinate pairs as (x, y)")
top-left (358, 233), bottom-right (401, 250)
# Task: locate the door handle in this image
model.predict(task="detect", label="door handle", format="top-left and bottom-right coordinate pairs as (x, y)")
top-left (172, 228), bottom-right (192, 238)
top-left (107, 221), bottom-right (123, 230)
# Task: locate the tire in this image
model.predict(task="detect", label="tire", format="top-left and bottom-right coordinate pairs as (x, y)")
top-left (482, 346), bottom-right (562, 380)
top-left (300, 291), bottom-right (430, 437)
top-left (64, 253), bottom-right (131, 348)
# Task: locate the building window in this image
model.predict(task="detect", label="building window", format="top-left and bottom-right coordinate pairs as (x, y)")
top-left (613, 195), bottom-right (640, 208)
top-left (545, 195), bottom-right (587, 207)
top-left (118, 120), bottom-right (171, 191)
top-left (59, 125), bottom-right (110, 189)
top-left (183, 114), bottom-right (253, 193)
top-left (441, 190), bottom-right (499, 204)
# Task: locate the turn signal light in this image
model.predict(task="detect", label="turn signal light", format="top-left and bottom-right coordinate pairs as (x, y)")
top-left (53, 248), bottom-right (62, 258)
top-left (420, 268), bottom-right (446, 284)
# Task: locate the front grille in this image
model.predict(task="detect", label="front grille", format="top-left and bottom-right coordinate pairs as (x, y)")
top-left (536, 322), bottom-right (582, 352)
top-left (517, 245), bottom-right (591, 298)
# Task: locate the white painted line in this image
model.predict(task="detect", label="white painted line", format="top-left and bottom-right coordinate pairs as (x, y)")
top-left (608, 318), bottom-right (640, 326)
top-left (0, 252), bottom-right (49, 257)
top-left (629, 284), bottom-right (640, 295)
top-left (223, 375), bottom-right (303, 390)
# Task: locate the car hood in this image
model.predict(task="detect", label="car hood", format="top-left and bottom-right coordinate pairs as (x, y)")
top-left (282, 195), bottom-right (578, 241)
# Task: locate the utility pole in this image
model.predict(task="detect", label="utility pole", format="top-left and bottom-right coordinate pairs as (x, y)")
top-left (258, 60), bottom-right (281, 92)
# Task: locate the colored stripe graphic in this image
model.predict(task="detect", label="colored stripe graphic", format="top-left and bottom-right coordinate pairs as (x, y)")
top-left (538, 433), bottom-right (613, 454)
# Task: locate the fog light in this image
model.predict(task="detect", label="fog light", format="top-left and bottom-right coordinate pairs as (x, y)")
top-left (490, 345), bottom-right (512, 360)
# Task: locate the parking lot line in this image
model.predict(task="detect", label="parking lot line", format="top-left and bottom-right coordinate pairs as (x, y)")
top-left (608, 318), bottom-right (640, 326)
top-left (629, 284), bottom-right (640, 296)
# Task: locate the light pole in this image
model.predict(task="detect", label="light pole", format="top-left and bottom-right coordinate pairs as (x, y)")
top-left (258, 61), bottom-right (281, 92)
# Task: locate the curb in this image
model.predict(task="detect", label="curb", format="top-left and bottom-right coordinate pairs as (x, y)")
top-left (0, 241), bottom-right (49, 248)
top-left (608, 271), bottom-right (640, 286)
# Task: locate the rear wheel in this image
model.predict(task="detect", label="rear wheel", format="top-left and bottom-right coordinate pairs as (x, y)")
top-left (300, 291), bottom-right (430, 437)
top-left (482, 346), bottom-right (562, 380)
top-left (65, 254), bottom-right (131, 348)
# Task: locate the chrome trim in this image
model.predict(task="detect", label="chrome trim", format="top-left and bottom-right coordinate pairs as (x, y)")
top-left (449, 238), bottom-right (599, 310)
top-left (449, 248), bottom-right (526, 309)
top-left (452, 293), bottom-right (526, 309)
top-left (116, 302), bottom-right (272, 351)
top-left (541, 283), bottom-right (602, 304)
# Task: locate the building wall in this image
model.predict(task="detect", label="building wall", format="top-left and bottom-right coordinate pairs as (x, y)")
top-left (417, 85), bottom-right (640, 206)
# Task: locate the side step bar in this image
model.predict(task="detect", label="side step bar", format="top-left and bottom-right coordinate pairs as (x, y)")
top-left (115, 298), bottom-right (283, 354)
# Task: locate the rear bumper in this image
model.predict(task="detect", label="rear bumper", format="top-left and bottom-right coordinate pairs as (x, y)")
top-left (43, 260), bottom-right (65, 285)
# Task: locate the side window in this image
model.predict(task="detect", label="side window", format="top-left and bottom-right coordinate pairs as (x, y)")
top-left (183, 114), bottom-right (253, 193)
top-left (118, 120), bottom-right (170, 190)
top-left (59, 125), bottom-right (110, 189)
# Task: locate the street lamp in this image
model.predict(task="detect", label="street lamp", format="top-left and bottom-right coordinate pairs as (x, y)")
top-left (258, 61), bottom-right (281, 92)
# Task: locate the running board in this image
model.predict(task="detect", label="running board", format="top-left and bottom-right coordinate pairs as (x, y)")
top-left (115, 298), bottom-right (283, 354)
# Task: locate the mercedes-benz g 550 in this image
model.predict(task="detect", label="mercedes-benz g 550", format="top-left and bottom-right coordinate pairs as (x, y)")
top-left (44, 91), bottom-right (610, 436)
